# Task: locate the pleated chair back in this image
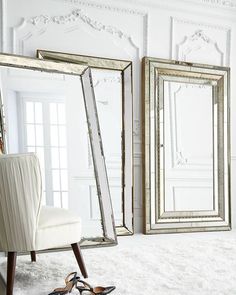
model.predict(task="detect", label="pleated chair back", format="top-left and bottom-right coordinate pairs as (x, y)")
top-left (0, 153), bottom-right (42, 251)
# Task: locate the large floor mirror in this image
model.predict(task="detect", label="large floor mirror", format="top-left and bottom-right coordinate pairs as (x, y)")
top-left (143, 57), bottom-right (231, 234)
top-left (0, 53), bottom-right (117, 248)
top-left (37, 50), bottom-right (134, 236)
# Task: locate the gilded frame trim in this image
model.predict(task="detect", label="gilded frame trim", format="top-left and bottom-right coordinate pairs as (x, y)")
top-left (143, 57), bottom-right (231, 234)
top-left (37, 50), bottom-right (134, 236)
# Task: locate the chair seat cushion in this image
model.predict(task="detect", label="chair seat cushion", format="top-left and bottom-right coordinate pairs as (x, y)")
top-left (35, 206), bottom-right (82, 251)
top-left (38, 206), bottom-right (81, 229)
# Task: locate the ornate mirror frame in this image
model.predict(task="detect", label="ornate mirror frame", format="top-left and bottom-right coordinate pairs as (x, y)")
top-left (0, 53), bottom-right (117, 248)
top-left (143, 57), bottom-right (231, 234)
top-left (37, 50), bottom-right (134, 236)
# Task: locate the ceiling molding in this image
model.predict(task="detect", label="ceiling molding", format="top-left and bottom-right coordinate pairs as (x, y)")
top-left (190, 0), bottom-right (236, 8)
top-left (101, 0), bottom-right (236, 10)
top-left (53, 0), bottom-right (147, 16)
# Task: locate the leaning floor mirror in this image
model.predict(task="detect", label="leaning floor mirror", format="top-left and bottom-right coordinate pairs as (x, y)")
top-left (37, 50), bottom-right (134, 236)
top-left (0, 53), bottom-right (117, 248)
top-left (143, 57), bottom-right (231, 234)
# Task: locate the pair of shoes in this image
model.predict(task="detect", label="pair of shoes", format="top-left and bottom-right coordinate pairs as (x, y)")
top-left (76, 278), bottom-right (115, 295)
top-left (48, 272), bottom-right (116, 295)
top-left (48, 272), bottom-right (78, 295)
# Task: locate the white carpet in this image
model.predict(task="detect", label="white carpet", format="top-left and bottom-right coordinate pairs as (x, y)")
top-left (0, 232), bottom-right (236, 295)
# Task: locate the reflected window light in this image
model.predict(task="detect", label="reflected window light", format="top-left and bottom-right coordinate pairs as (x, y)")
top-left (53, 192), bottom-right (61, 208)
top-left (62, 192), bottom-right (68, 209)
top-left (23, 99), bottom-right (68, 210)
top-left (26, 102), bottom-right (34, 124)
top-left (35, 102), bottom-right (43, 124)
top-left (42, 191), bottom-right (46, 206)
top-left (60, 170), bottom-right (68, 191)
top-left (50, 103), bottom-right (58, 124)
top-left (52, 170), bottom-right (60, 191)
top-left (58, 103), bottom-right (66, 125)
top-left (35, 125), bottom-right (44, 146)
top-left (51, 147), bottom-right (60, 168)
top-left (59, 147), bottom-right (67, 169)
top-left (26, 125), bottom-right (35, 146)
top-left (27, 146), bottom-right (35, 153)
top-left (59, 126), bottom-right (66, 146)
top-left (50, 126), bottom-right (59, 146)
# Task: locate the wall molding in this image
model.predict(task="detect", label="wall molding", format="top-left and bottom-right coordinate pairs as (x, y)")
top-left (177, 30), bottom-right (224, 65)
top-left (172, 16), bottom-right (231, 32)
top-left (82, 0), bottom-right (236, 11)
top-left (196, 0), bottom-right (236, 8)
top-left (53, 0), bottom-right (148, 55)
top-left (54, 0), bottom-right (148, 16)
top-left (118, 0), bottom-right (236, 9)
top-left (171, 16), bottom-right (231, 66)
top-left (28, 9), bottom-right (139, 51)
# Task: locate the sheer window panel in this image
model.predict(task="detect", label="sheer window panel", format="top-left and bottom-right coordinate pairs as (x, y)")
top-left (52, 170), bottom-right (60, 191)
top-left (53, 192), bottom-right (61, 208)
top-left (60, 170), bottom-right (68, 191)
top-left (26, 102), bottom-right (34, 124)
top-left (62, 192), bottom-right (68, 209)
top-left (42, 191), bottom-right (47, 206)
top-left (34, 102), bottom-right (43, 124)
top-left (51, 147), bottom-right (60, 168)
top-left (50, 126), bottom-right (59, 146)
top-left (50, 103), bottom-right (58, 125)
top-left (58, 103), bottom-right (66, 125)
top-left (27, 146), bottom-right (36, 153)
top-left (59, 126), bottom-right (66, 146)
top-left (26, 124), bottom-right (35, 146)
top-left (35, 125), bottom-right (44, 146)
top-left (59, 147), bottom-right (67, 168)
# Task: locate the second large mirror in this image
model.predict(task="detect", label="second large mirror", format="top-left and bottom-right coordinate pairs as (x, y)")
top-left (37, 50), bottom-right (134, 236)
top-left (143, 57), bottom-right (231, 234)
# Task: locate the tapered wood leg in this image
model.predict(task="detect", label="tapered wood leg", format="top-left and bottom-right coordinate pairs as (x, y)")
top-left (71, 243), bottom-right (88, 278)
top-left (30, 251), bottom-right (36, 262)
top-left (7, 252), bottom-right (17, 295)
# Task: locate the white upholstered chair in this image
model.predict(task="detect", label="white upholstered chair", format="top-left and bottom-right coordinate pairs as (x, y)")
top-left (0, 153), bottom-right (88, 295)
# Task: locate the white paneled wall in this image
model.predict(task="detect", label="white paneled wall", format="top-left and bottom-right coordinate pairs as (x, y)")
top-left (1, 0), bottom-right (236, 233)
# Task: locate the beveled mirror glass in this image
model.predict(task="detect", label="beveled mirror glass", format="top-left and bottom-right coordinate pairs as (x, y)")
top-left (37, 50), bottom-right (133, 236)
top-left (0, 53), bottom-right (117, 248)
top-left (143, 57), bottom-right (231, 234)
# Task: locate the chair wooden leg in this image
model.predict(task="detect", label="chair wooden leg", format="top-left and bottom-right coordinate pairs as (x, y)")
top-left (71, 243), bottom-right (88, 278)
top-left (30, 251), bottom-right (36, 262)
top-left (7, 252), bottom-right (17, 295)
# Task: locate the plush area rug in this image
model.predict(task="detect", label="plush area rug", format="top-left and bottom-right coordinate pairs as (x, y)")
top-left (0, 232), bottom-right (236, 295)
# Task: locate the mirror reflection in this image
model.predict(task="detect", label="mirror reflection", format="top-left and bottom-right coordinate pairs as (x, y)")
top-left (91, 68), bottom-right (123, 226)
top-left (163, 81), bottom-right (215, 212)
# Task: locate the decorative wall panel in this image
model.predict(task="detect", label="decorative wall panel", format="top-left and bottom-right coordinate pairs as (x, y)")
top-left (1, 0), bottom-right (235, 232)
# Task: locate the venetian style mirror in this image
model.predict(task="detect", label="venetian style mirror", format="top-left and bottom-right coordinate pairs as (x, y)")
top-left (0, 53), bottom-right (117, 248)
top-left (37, 50), bottom-right (133, 236)
top-left (143, 57), bottom-right (231, 234)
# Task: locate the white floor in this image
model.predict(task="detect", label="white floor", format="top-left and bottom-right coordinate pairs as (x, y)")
top-left (0, 231), bottom-right (236, 295)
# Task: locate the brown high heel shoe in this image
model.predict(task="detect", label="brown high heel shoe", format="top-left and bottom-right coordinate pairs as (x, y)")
top-left (48, 272), bottom-right (78, 295)
top-left (76, 279), bottom-right (116, 295)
